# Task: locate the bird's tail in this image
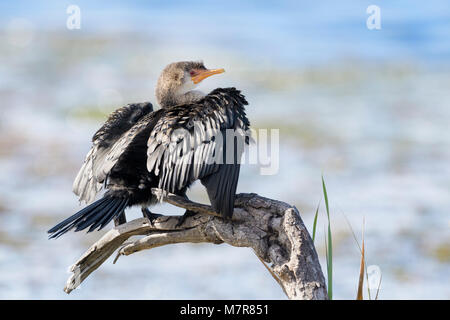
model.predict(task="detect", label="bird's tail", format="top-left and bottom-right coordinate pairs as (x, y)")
top-left (48, 196), bottom-right (129, 239)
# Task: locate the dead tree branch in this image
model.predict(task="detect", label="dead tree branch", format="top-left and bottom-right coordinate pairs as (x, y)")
top-left (64, 190), bottom-right (328, 300)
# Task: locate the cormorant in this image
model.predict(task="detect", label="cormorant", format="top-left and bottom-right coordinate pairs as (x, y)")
top-left (48, 61), bottom-right (250, 239)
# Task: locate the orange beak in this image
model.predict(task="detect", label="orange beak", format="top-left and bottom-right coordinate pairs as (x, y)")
top-left (191, 68), bottom-right (225, 84)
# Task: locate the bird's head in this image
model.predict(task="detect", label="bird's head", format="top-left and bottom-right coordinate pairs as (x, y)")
top-left (155, 61), bottom-right (225, 108)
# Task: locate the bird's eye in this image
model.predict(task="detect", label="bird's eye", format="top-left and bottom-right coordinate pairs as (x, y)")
top-left (189, 70), bottom-right (196, 76)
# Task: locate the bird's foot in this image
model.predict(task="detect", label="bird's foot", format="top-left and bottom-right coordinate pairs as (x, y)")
top-left (175, 210), bottom-right (198, 228)
top-left (141, 208), bottom-right (162, 226)
top-left (114, 212), bottom-right (127, 227)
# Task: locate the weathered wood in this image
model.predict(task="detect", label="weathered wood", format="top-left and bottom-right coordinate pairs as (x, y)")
top-left (64, 190), bottom-right (328, 300)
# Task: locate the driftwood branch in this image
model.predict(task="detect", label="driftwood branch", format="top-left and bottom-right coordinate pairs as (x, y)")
top-left (64, 190), bottom-right (328, 300)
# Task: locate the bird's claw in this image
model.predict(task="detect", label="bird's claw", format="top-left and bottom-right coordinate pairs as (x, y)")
top-left (141, 208), bottom-right (162, 226)
top-left (175, 210), bottom-right (198, 228)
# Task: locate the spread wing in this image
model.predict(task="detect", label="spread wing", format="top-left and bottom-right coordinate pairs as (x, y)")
top-left (146, 88), bottom-right (250, 217)
top-left (73, 102), bottom-right (154, 204)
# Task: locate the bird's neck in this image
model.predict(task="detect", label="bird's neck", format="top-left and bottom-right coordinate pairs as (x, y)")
top-left (157, 89), bottom-right (205, 108)
top-left (174, 90), bottom-right (205, 105)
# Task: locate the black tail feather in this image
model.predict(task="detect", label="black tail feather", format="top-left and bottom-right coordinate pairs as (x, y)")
top-left (89, 198), bottom-right (128, 232)
top-left (53, 198), bottom-right (114, 238)
top-left (75, 198), bottom-right (117, 231)
top-left (47, 197), bottom-right (109, 234)
top-left (48, 196), bottom-right (129, 239)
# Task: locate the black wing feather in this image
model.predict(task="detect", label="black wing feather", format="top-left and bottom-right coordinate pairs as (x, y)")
top-left (73, 102), bottom-right (154, 204)
top-left (147, 88), bottom-right (250, 218)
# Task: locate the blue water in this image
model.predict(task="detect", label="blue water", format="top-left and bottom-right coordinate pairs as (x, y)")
top-left (1, 1), bottom-right (450, 65)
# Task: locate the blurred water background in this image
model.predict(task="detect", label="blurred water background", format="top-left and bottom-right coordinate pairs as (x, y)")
top-left (0, 0), bottom-right (449, 299)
